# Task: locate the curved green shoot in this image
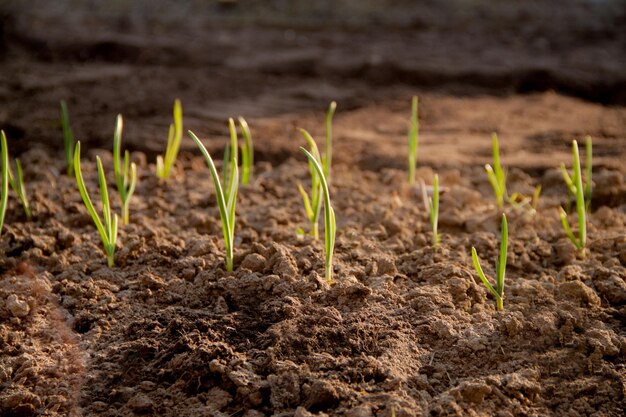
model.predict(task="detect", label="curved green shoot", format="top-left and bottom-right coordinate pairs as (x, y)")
top-left (560, 136), bottom-right (592, 214)
top-left (485, 133), bottom-right (507, 209)
top-left (323, 101), bottom-right (337, 182)
top-left (112, 115), bottom-right (138, 225)
top-left (60, 100), bottom-right (75, 176)
top-left (8, 158), bottom-right (31, 220)
top-left (301, 146), bottom-right (336, 284)
top-left (74, 142), bottom-right (118, 267)
top-left (558, 140), bottom-right (587, 257)
top-left (189, 128), bottom-right (238, 272)
top-left (428, 174), bottom-right (440, 249)
top-left (156, 99), bottom-right (183, 179)
top-left (297, 128), bottom-right (323, 240)
top-left (239, 117), bottom-right (254, 185)
top-left (0, 131), bottom-right (9, 237)
top-left (408, 96), bottom-right (418, 185)
top-left (471, 214), bottom-right (508, 310)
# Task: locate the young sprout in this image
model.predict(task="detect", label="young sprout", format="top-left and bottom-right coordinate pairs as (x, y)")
top-left (297, 129), bottom-right (323, 240)
top-left (301, 146), bottom-right (336, 284)
top-left (239, 117), bottom-right (254, 185)
top-left (429, 174), bottom-right (440, 249)
top-left (156, 99), bottom-right (183, 180)
top-left (112, 115), bottom-right (137, 225)
top-left (8, 158), bottom-right (31, 220)
top-left (60, 100), bottom-right (75, 176)
top-left (558, 140), bottom-right (587, 257)
top-left (0, 131), bottom-right (9, 237)
top-left (74, 142), bottom-right (118, 267)
top-left (471, 213), bottom-right (508, 311)
top-left (408, 96), bottom-right (419, 185)
top-left (560, 136), bottom-right (592, 213)
top-left (323, 101), bottom-right (337, 182)
top-left (189, 122), bottom-right (239, 272)
top-left (485, 133), bottom-right (506, 209)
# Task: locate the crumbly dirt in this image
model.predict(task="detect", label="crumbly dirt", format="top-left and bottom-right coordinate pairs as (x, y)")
top-left (1, 2), bottom-right (625, 416)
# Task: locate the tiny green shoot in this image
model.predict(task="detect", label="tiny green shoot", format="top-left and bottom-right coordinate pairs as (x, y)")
top-left (471, 213), bottom-right (508, 311)
top-left (60, 100), bottom-right (75, 176)
top-left (429, 174), bottom-right (440, 249)
top-left (408, 96), bottom-right (418, 185)
top-left (560, 136), bottom-right (592, 213)
top-left (112, 115), bottom-right (137, 225)
top-left (558, 140), bottom-right (587, 257)
top-left (8, 158), bottom-right (31, 220)
top-left (74, 142), bottom-right (118, 267)
top-left (239, 117), bottom-right (254, 185)
top-left (485, 133), bottom-right (506, 209)
top-left (156, 99), bottom-right (183, 180)
top-left (323, 101), bottom-right (337, 182)
top-left (301, 146), bottom-right (336, 284)
top-left (0, 131), bottom-right (9, 237)
top-left (189, 124), bottom-right (239, 272)
top-left (297, 129), bottom-right (323, 240)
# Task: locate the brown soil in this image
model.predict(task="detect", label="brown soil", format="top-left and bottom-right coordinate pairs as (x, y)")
top-left (1, 2), bottom-right (625, 416)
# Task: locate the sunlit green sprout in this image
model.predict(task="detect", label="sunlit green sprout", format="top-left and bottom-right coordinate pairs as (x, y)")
top-left (60, 100), bottom-right (75, 176)
top-left (189, 123), bottom-right (238, 272)
top-left (429, 174), bottom-right (440, 249)
top-left (156, 99), bottom-right (183, 180)
top-left (408, 96), bottom-right (418, 185)
top-left (485, 133), bottom-right (507, 209)
top-left (297, 129), bottom-right (323, 240)
top-left (323, 101), bottom-right (337, 182)
top-left (9, 158), bottom-right (31, 220)
top-left (112, 115), bottom-right (137, 225)
top-left (0, 131), bottom-right (9, 237)
top-left (301, 145), bottom-right (336, 284)
top-left (239, 117), bottom-right (254, 185)
top-left (559, 140), bottom-right (587, 258)
top-left (74, 142), bottom-right (118, 267)
top-left (560, 135), bottom-right (592, 213)
top-left (471, 213), bottom-right (508, 311)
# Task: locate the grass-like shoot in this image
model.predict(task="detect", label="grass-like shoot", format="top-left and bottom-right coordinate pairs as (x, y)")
top-left (74, 142), bottom-right (118, 267)
top-left (558, 140), bottom-right (587, 257)
top-left (60, 100), bottom-right (75, 176)
top-left (0, 131), bottom-right (9, 237)
top-left (189, 124), bottom-right (239, 272)
top-left (300, 145), bottom-right (336, 284)
top-left (429, 174), bottom-right (440, 249)
top-left (560, 135), bottom-right (592, 213)
top-left (112, 115), bottom-right (137, 225)
top-left (323, 101), bottom-right (337, 182)
top-left (485, 133), bottom-right (507, 209)
top-left (156, 99), bottom-right (183, 180)
top-left (297, 129), bottom-right (323, 240)
top-left (239, 117), bottom-right (254, 185)
top-left (9, 158), bottom-right (31, 220)
top-left (408, 96), bottom-right (419, 185)
top-left (471, 213), bottom-right (508, 311)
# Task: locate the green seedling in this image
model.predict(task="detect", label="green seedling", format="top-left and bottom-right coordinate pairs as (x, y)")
top-left (560, 135), bottom-right (592, 213)
top-left (429, 174), bottom-right (440, 249)
top-left (297, 129), bottom-right (323, 240)
top-left (471, 213), bottom-right (508, 311)
top-left (323, 101), bottom-right (337, 182)
top-left (156, 99), bottom-right (183, 180)
top-left (8, 158), bottom-right (31, 220)
top-left (189, 123), bottom-right (238, 272)
top-left (559, 140), bottom-right (587, 257)
top-left (485, 133), bottom-right (507, 209)
top-left (239, 117), bottom-right (254, 185)
top-left (74, 142), bottom-right (118, 267)
top-left (301, 146), bottom-right (336, 284)
top-left (60, 100), bottom-right (75, 176)
top-left (0, 131), bottom-right (9, 237)
top-left (112, 115), bottom-right (137, 225)
top-left (408, 96), bottom-right (418, 185)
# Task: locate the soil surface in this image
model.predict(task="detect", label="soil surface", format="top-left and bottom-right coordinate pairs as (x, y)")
top-left (1, 1), bottom-right (625, 416)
